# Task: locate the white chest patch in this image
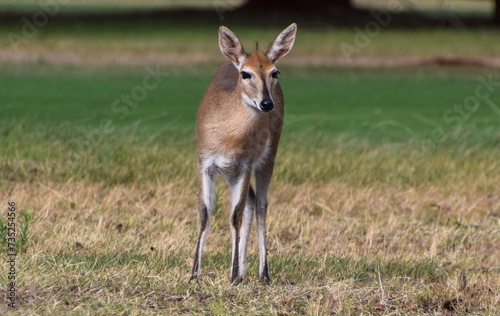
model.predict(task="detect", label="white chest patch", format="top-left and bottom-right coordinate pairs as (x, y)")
top-left (202, 139), bottom-right (271, 175)
top-left (203, 153), bottom-right (234, 172)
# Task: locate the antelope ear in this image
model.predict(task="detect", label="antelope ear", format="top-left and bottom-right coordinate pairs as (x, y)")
top-left (265, 23), bottom-right (297, 64)
top-left (219, 26), bottom-right (247, 71)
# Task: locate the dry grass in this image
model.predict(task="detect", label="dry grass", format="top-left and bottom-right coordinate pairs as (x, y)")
top-left (1, 130), bottom-right (499, 314)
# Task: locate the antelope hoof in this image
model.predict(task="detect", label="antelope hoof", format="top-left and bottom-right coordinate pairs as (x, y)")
top-left (231, 276), bottom-right (244, 285)
top-left (260, 275), bottom-right (271, 285)
top-left (189, 274), bottom-right (199, 283)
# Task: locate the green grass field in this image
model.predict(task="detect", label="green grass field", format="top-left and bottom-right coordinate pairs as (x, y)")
top-left (2, 65), bottom-right (500, 144)
top-left (1, 6), bottom-right (500, 314)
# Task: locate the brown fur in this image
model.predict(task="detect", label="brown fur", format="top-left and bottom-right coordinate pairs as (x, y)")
top-left (190, 24), bottom-right (297, 285)
top-left (196, 56), bottom-right (284, 164)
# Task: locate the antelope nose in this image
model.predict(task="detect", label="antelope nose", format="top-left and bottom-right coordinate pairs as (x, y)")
top-left (260, 99), bottom-right (274, 112)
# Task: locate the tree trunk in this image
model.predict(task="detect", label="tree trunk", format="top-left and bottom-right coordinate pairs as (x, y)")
top-left (242, 0), bottom-right (352, 12)
top-left (495, 0), bottom-right (500, 24)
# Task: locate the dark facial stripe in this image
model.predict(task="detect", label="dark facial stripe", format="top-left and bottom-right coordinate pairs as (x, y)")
top-left (255, 54), bottom-right (272, 99)
top-left (260, 74), bottom-right (271, 100)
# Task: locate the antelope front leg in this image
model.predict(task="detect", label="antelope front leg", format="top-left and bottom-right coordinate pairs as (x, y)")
top-left (255, 168), bottom-right (272, 284)
top-left (190, 164), bottom-right (215, 281)
top-left (227, 171), bottom-right (253, 284)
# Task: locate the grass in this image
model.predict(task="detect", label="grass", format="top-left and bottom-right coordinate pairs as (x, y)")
top-left (2, 65), bottom-right (500, 144)
top-left (0, 209), bottom-right (32, 253)
top-left (1, 13), bottom-right (500, 314)
top-left (1, 109), bottom-right (500, 314)
top-left (1, 139), bottom-right (500, 314)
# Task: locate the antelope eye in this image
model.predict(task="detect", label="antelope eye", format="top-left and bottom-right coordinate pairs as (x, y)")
top-left (271, 70), bottom-right (280, 79)
top-left (241, 71), bottom-right (252, 79)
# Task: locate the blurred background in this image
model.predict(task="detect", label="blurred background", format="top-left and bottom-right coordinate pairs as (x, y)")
top-left (1, 4), bottom-right (500, 313)
top-left (0, 0), bottom-right (499, 147)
